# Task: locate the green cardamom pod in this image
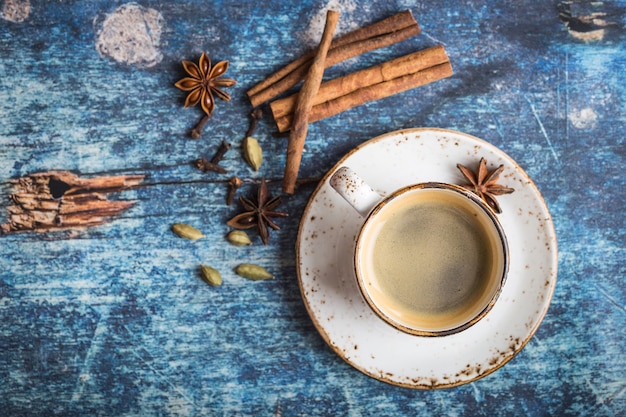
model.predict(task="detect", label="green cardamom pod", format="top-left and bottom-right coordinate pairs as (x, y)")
top-left (171, 223), bottom-right (205, 240)
top-left (235, 263), bottom-right (274, 280)
top-left (200, 264), bottom-right (222, 286)
top-left (242, 136), bottom-right (263, 171)
top-left (226, 230), bottom-right (252, 246)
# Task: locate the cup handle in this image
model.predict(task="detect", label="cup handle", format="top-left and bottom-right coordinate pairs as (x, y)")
top-left (329, 166), bottom-right (382, 217)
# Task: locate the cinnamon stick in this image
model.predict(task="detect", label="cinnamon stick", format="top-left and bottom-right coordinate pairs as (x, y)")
top-left (282, 10), bottom-right (339, 194)
top-left (271, 45), bottom-right (450, 122)
top-left (247, 10), bottom-right (420, 108)
top-left (272, 52), bottom-right (453, 133)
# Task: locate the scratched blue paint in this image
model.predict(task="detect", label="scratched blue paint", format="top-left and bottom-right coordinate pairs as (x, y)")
top-left (1, 0), bottom-right (625, 415)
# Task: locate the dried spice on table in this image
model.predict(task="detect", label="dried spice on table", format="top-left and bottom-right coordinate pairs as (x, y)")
top-left (226, 230), bottom-right (252, 246)
top-left (242, 136), bottom-right (263, 171)
top-left (171, 223), bottom-right (205, 240)
top-left (194, 140), bottom-right (231, 174)
top-left (235, 263), bottom-right (274, 280)
top-left (282, 10), bottom-right (339, 195)
top-left (200, 264), bottom-right (223, 286)
top-left (457, 157), bottom-right (515, 214)
top-left (194, 157), bottom-right (227, 174)
top-left (210, 140), bottom-right (232, 164)
top-left (226, 179), bottom-right (288, 245)
top-left (174, 52), bottom-right (236, 138)
top-left (241, 108), bottom-right (264, 171)
top-left (226, 176), bottom-right (243, 206)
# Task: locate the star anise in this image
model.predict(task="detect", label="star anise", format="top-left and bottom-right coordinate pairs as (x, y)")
top-left (456, 157), bottom-right (515, 214)
top-left (174, 52), bottom-right (236, 117)
top-left (226, 179), bottom-right (288, 245)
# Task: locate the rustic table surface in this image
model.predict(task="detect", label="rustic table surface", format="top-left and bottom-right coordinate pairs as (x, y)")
top-left (1, 0), bottom-right (624, 416)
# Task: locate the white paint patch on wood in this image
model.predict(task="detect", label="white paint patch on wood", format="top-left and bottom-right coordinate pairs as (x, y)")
top-left (569, 107), bottom-right (598, 129)
top-left (94, 3), bottom-right (164, 68)
top-left (1, 0), bottom-right (30, 23)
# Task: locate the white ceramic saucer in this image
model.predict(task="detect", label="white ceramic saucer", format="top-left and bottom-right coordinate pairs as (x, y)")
top-left (297, 128), bottom-right (558, 389)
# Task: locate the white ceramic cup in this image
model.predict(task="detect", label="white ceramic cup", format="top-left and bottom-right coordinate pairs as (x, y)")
top-left (330, 166), bottom-right (509, 336)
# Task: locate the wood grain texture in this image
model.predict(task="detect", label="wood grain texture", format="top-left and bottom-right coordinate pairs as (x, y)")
top-left (1, 0), bottom-right (625, 415)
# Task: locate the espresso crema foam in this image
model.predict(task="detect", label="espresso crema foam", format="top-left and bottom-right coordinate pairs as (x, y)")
top-left (357, 188), bottom-right (504, 332)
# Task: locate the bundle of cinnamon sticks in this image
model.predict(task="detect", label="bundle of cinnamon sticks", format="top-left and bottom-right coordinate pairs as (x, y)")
top-left (246, 10), bottom-right (453, 193)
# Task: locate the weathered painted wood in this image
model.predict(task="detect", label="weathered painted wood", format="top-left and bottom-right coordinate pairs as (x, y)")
top-left (1, 0), bottom-right (624, 415)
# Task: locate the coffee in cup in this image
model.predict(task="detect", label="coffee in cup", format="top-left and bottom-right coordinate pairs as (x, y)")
top-left (330, 167), bottom-right (508, 336)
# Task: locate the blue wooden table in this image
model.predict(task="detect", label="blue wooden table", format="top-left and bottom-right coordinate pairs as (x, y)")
top-left (1, 1), bottom-right (624, 415)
